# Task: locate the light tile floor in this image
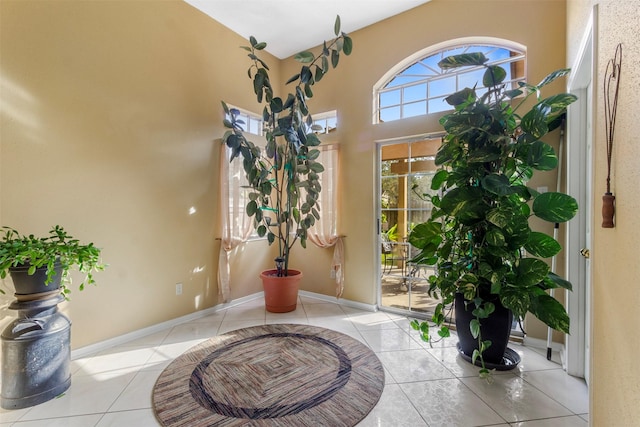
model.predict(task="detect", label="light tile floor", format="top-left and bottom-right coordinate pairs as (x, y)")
top-left (0, 295), bottom-right (589, 426)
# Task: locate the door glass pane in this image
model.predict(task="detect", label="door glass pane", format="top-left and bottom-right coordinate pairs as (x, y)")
top-left (379, 139), bottom-right (442, 316)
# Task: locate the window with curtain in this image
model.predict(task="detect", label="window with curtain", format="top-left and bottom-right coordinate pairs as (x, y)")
top-left (224, 106), bottom-right (265, 241)
top-left (217, 106), bottom-right (264, 302)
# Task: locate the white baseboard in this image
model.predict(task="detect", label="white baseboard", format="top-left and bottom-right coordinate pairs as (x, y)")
top-left (522, 335), bottom-right (565, 352)
top-left (298, 290), bottom-right (378, 312)
top-left (71, 291), bottom-right (374, 360)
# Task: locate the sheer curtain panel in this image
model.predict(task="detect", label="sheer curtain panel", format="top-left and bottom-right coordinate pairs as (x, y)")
top-left (218, 145), bottom-right (253, 302)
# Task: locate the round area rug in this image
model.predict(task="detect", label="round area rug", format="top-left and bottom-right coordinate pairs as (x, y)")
top-left (152, 324), bottom-right (384, 427)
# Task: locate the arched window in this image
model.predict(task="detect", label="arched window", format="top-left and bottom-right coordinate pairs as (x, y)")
top-left (374, 39), bottom-right (526, 123)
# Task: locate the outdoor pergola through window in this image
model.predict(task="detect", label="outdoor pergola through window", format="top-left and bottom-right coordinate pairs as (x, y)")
top-left (375, 43), bottom-right (526, 123)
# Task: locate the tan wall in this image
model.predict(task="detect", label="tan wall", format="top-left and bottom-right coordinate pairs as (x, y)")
top-left (567, 1), bottom-right (640, 424)
top-left (0, 0), bottom-right (279, 348)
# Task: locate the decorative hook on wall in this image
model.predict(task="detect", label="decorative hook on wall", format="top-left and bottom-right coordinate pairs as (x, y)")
top-left (602, 43), bottom-right (622, 228)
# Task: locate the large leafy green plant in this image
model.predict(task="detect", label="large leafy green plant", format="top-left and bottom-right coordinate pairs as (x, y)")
top-left (221, 16), bottom-right (352, 276)
top-left (408, 52), bottom-right (578, 375)
top-left (0, 225), bottom-right (105, 297)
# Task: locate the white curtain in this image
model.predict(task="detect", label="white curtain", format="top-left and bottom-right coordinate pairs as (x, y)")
top-left (308, 145), bottom-right (345, 298)
top-left (218, 144), bottom-right (253, 302)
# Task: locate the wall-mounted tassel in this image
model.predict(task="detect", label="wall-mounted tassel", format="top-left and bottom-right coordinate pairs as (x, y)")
top-left (602, 43), bottom-right (622, 228)
top-left (602, 193), bottom-right (615, 228)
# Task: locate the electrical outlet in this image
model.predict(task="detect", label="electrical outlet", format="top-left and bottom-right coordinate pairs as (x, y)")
top-left (537, 186), bottom-right (548, 193)
top-left (176, 283), bottom-right (183, 295)
top-left (330, 269), bottom-right (336, 279)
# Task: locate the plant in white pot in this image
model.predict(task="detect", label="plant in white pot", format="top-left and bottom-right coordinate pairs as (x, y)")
top-left (408, 52), bottom-right (578, 378)
top-left (221, 16), bottom-right (353, 312)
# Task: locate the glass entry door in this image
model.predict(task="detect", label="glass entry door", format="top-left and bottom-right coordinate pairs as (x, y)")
top-left (378, 137), bottom-right (442, 315)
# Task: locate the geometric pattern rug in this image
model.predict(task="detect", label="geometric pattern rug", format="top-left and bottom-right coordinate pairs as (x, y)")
top-left (152, 323), bottom-right (385, 426)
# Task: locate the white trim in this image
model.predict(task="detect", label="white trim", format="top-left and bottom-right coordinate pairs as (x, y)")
top-left (70, 291), bottom-right (376, 360)
top-left (299, 290), bottom-right (378, 312)
top-left (565, 5), bottom-right (597, 381)
top-left (524, 336), bottom-right (565, 352)
top-left (375, 131), bottom-right (445, 145)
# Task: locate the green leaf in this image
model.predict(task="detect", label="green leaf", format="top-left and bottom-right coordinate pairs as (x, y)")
top-left (544, 272), bottom-right (573, 291)
top-left (437, 326), bottom-right (450, 338)
top-left (532, 192), bottom-right (578, 223)
top-left (331, 49), bottom-right (339, 68)
top-left (438, 52), bottom-right (488, 69)
top-left (249, 36), bottom-right (257, 47)
top-left (305, 132), bottom-right (321, 147)
top-left (270, 97), bottom-right (283, 114)
top-left (334, 15), bottom-right (341, 36)
top-left (444, 87), bottom-right (476, 106)
top-left (431, 170), bottom-right (449, 190)
top-left (516, 258), bottom-right (550, 287)
top-left (486, 227), bottom-right (506, 247)
top-left (343, 36), bottom-right (353, 55)
top-left (434, 142), bottom-right (455, 165)
top-left (295, 51), bottom-right (315, 64)
top-left (470, 319), bottom-right (481, 339)
top-left (468, 147), bottom-right (501, 163)
top-left (527, 141), bottom-right (557, 171)
top-left (254, 42), bottom-right (267, 51)
top-left (500, 289), bottom-right (531, 319)
top-left (483, 65), bottom-right (506, 87)
top-left (309, 162), bottom-right (324, 173)
top-left (472, 349), bottom-right (481, 366)
top-left (521, 103), bottom-right (551, 139)
top-left (304, 83), bottom-right (313, 98)
top-left (482, 174), bottom-right (517, 196)
top-left (246, 200), bottom-right (258, 216)
top-left (539, 93), bottom-right (578, 114)
top-left (525, 231), bottom-right (561, 258)
top-left (408, 222), bottom-right (442, 250)
top-left (536, 68), bottom-right (571, 88)
top-left (439, 187), bottom-right (489, 225)
top-left (285, 73), bottom-right (301, 85)
top-left (530, 294), bottom-right (570, 333)
top-left (486, 207), bottom-right (530, 247)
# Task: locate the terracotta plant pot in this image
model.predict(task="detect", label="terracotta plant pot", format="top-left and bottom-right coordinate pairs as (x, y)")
top-left (260, 269), bottom-right (302, 313)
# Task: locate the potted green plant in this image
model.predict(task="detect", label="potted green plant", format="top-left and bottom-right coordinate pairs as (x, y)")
top-left (0, 225), bottom-right (105, 299)
top-left (221, 16), bottom-right (352, 312)
top-left (408, 52), bottom-right (578, 378)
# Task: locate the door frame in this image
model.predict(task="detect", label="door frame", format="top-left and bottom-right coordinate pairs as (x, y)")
top-left (565, 5), bottom-right (597, 382)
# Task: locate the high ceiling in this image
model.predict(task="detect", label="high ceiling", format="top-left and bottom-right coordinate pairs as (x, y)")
top-left (184, 0), bottom-right (431, 59)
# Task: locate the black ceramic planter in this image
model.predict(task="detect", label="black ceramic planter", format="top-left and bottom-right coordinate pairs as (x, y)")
top-left (8, 262), bottom-right (62, 298)
top-left (454, 293), bottom-right (520, 369)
